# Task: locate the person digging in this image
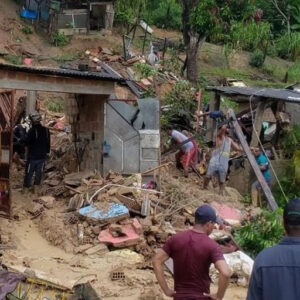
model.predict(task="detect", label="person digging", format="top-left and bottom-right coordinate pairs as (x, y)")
top-left (166, 126), bottom-right (197, 177)
top-left (203, 125), bottom-right (243, 195)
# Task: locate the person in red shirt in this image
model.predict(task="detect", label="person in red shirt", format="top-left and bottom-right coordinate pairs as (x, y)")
top-left (153, 205), bottom-right (230, 300)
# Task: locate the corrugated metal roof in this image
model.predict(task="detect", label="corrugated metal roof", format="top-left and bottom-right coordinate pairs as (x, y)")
top-left (0, 63), bottom-right (125, 82)
top-left (206, 86), bottom-right (300, 104)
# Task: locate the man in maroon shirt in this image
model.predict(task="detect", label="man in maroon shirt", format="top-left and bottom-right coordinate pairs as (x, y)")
top-left (153, 204), bottom-right (230, 300)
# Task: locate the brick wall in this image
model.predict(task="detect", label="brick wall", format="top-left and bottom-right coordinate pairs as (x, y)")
top-left (65, 94), bottom-right (107, 172)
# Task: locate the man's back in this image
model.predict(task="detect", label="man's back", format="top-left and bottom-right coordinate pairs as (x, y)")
top-left (26, 124), bottom-right (50, 160)
top-left (247, 237), bottom-right (300, 300)
top-left (163, 230), bottom-right (223, 299)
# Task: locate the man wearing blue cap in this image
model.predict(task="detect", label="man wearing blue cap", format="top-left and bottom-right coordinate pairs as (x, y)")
top-left (153, 204), bottom-right (230, 299)
top-left (247, 198), bottom-right (300, 300)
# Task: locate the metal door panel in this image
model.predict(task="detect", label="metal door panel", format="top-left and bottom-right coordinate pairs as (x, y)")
top-left (103, 102), bottom-right (140, 175)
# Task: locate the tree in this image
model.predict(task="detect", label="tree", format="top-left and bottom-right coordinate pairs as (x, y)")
top-left (180, 0), bottom-right (255, 84)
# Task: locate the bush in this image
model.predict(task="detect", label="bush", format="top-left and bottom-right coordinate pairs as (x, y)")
top-left (249, 49), bottom-right (265, 67)
top-left (162, 80), bottom-right (196, 130)
top-left (135, 62), bottom-right (157, 78)
top-left (46, 99), bottom-right (64, 113)
top-left (51, 32), bottom-right (69, 47)
top-left (233, 209), bottom-right (284, 258)
top-left (230, 21), bottom-right (272, 52)
top-left (286, 61), bottom-right (300, 83)
top-left (4, 54), bottom-right (22, 65)
top-left (276, 32), bottom-right (300, 61)
top-left (22, 26), bottom-right (33, 34)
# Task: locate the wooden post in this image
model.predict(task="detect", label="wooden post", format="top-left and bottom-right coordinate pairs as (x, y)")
top-left (250, 100), bottom-right (267, 147)
top-left (26, 91), bottom-right (37, 115)
top-left (206, 92), bottom-right (220, 142)
top-left (228, 109), bottom-right (278, 211)
top-left (195, 90), bottom-right (202, 133)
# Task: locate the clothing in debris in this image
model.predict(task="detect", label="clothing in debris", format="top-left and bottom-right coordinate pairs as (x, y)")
top-left (23, 123), bottom-right (50, 188)
top-left (13, 124), bottom-right (27, 159)
top-left (206, 137), bottom-right (231, 183)
top-left (255, 153), bottom-right (271, 183)
top-left (0, 270), bottom-right (25, 299)
top-left (163, 230), bottom-right (224, 299)
top-left (171, 130), bottom-right (195, 168)
top-left (247, 237), bottom-right (300, 300)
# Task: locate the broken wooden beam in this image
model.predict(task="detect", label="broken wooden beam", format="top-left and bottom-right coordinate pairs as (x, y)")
top-left (228, 109), bottom-right (278, 211)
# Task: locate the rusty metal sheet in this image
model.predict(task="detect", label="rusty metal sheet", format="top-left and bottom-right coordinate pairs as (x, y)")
top-left (0, 91), bottom-right (14, 218)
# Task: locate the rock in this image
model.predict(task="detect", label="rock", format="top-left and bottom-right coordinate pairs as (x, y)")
top-left (23, 257), bottom-right (31, 268)
top-left (38, 196), bottom-right (55, 209)
top-left (101, 47), bottom-right (113, 55)
top-left (74, 244), bottom-right (93, 254)
top-left (140, 78), bottom-right (152, 87)
top-left (171, 215), bottom-right (186, 229)
top-left (84, 243), bottom-right (109, 256)
top-left (140, 217), bottom-right (152, 230)
top-left (0, 235), bottom-right (10, 244)
top-left (92, 226), bottom-right (101, 236)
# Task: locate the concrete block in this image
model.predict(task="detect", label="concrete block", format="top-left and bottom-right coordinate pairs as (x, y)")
top-left (99, 224), bottom-right (141, 248)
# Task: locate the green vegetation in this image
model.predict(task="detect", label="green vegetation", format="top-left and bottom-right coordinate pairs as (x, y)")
top-left (4, 54), bottom-right (22, 65)
top-left (51, 32), bottom-right (69, 47)
top-left (250, 49), bottom-right (265, 68)
top-left (233, 209), bottom-right (284, 257)
top-left (231, 21), bottom-right (272, 52)
top-left (54, 52), bottom-right (82, 63)
top-left (22, 26), bottom-right (33, 35)
top-left (287, 61), bottom-right (300, 83)
top-left (135, 62), bottom-right (157, 78)
top-left (161, 80), bottom-right (196, 128)
top-left (46, 99), bottom-right (64, 113)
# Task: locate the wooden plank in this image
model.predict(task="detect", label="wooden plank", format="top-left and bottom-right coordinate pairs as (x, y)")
top-left (228, 109), bottom-right (278, 211)
top-left (206, 92), bottom-right (220, 142)
top-left (250, 101), bottom-right (268, 147)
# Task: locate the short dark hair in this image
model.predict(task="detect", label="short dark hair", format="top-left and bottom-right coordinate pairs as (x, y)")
top-left (283, 198), bottom-right (300, 235)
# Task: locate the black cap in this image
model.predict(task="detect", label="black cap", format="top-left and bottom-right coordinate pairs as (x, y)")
top-left (195, 204), bottom-right (222, 224)
top-left (284, 198), bottom-right (300, 226)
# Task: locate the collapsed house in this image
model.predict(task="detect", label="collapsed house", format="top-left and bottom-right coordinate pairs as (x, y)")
top-left (206, 85), bottom-right (300, 195)
top-left (0, 63), bottom-right (160, 218)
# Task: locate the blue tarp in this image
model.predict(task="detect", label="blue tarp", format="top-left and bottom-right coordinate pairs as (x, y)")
top-left (79, 203), bottom-right (129, 221)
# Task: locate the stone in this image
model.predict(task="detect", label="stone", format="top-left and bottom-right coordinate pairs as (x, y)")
top-left (0, 235), bottom-right (10, 244)
top-left (84, 243), bottom-right (109, 256)
top-left (171, 215), bottom-right (186, 229)
top-left (38, 196), bottom-right (55, 209)
top-left (140, 217), bottom-right (153, 230)
top-left (92, 226), bottom-right (101, 236)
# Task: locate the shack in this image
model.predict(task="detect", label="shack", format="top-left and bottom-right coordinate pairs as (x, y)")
top-left (0, 63), bottom-right (160, 218)
top-left (206, 86), bottom-right (300, 195)
top-left (22, 0), bottom-right (115, 34)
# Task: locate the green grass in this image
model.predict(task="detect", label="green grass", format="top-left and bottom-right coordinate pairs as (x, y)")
top-left (54, 53), bottom-right (80, 63)
top-left (4, 54), bottom-right (22, 65)
top-left (287, 61), bottom-right (300, 84)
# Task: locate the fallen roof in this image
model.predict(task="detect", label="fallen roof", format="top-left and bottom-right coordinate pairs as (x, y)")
top-left (206, 86), bottom-right (300, 104)
top-left (0, 63), bottom-right (125, 82)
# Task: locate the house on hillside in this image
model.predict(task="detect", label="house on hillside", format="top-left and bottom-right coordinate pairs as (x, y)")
top-left (21, 0), bottom-right (115, 35)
